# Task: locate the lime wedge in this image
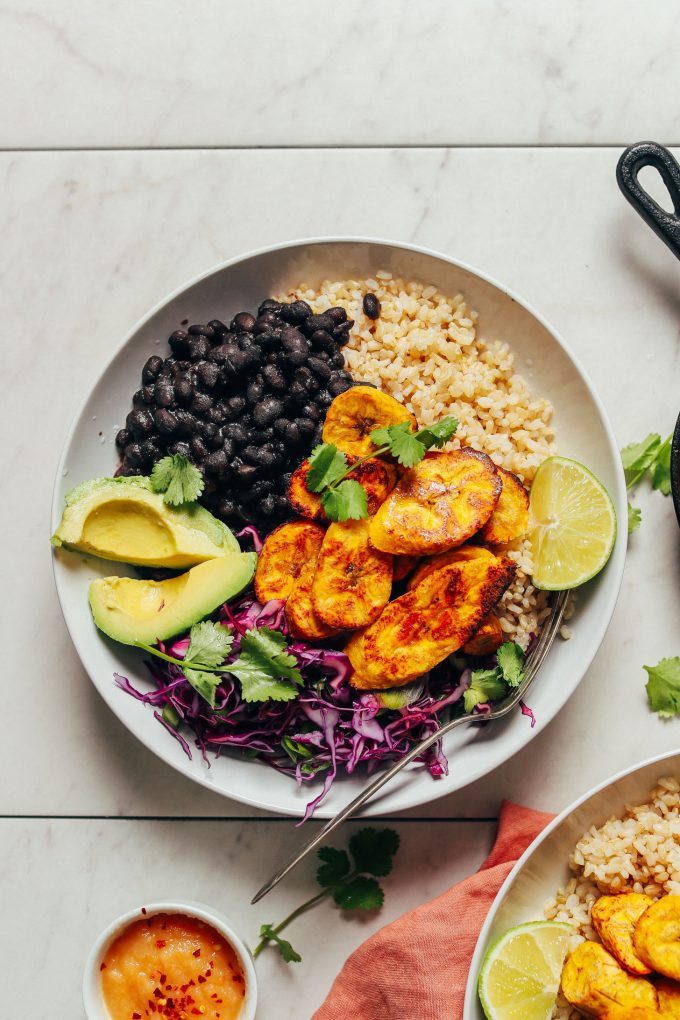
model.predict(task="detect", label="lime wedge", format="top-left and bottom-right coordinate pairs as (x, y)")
top-left (529, 456), bottom-right (616, 590)
top-left (478, 920), bottom-right (572, 1020)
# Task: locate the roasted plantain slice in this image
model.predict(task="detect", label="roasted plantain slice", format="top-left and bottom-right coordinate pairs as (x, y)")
top-left (392, 555), bottom-right (421, 583)
top-left (634, 895), bottom-right (680, 981)
top-left (407, 545), bottom-right (496, 590)
top-left (285, 558), bottom-right (340, 641)
top-left (480, 467), bottom-right (530, 545)
top-left (346, 551), bottom-right (515, 689)
top-left (311, 520), bottom-right (393, 630)
top-left (560, 942), bottom-right (658, 1016)
top-left (462, 613), bottom-right (504, 656)
top-left (322, 385), bottom-right (417, 457)
top-left (288, 456), bottom-right (398, 521)
top-left (369, 450), bottom-right (501, 556)
top-left (657, 978), bottom-right (680, 1017)
top-left (254, 520), bottom-right (325, 603)
top-left (591, 893), bottom-right (653, 976)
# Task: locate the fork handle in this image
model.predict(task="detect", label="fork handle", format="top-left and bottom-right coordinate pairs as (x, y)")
top-left (250, 711), bottom-right (473, 903)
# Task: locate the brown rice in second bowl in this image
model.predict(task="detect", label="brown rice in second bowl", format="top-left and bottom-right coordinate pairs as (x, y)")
top-left (277, 271), bottom-right (557, 649)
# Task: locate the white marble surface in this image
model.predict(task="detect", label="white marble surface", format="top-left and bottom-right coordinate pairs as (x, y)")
top-left (2, 0), bottom-right (680, 148)
top-left (5, 4), bottom-right (680, 1015)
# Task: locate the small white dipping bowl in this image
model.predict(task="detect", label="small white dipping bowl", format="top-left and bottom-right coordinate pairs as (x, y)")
top-left (83, 900), bottom-right (257, 1020)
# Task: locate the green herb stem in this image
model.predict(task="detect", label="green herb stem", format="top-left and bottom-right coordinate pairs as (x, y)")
top-left (252, 887), bottom-right (335, 958)
top-left (326, 444), bottom-right (391, 491)
top-left (133, 642), bottom-right (226, 673)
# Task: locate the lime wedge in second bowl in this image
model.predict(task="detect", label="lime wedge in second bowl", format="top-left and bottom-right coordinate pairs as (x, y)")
top-left (478, 920), bottom-right (572, 1020)
top-left (529, 456), bottom-right (616, 591)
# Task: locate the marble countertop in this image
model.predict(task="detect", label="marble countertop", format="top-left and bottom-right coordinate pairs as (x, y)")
top-left (4, 4), bottom-right (680, 1018)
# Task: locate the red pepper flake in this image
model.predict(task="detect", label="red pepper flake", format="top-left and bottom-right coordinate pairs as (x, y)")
top-left (100, 962), bottom-right (107, 971)
top-left (204, 969), bottom-right (212, 979)
top-left (233, 974), bottom-right (244, 984)
top-left (179, 984), bottom-right (189, 994)
top-left (192, 949), bottom-right (201, 958)
top-left (141, 907), bottom-right (148, 915)
top-left (132, 1014), bottom-right (142, 1019)
top-left (159, 974), bottom-right (167, 985)
top-left (153, 988), bottom-right (164, 998)
top-left (156, 939), bottom-right (167, 948)
top-left (191, 1011), bottom-right (200, 1016)
top-left (197, 975), bottom-right (206, 984)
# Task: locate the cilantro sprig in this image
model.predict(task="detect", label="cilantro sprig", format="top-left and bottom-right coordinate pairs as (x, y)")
top-left (135, 621), bottom-right (302, 707)
top-left (463, 641), bottom-right (526, 713)
top-left (621, 432), bottom-right (672, 534)
top-left (150, 453), bottom-right (204, 506)
top-left (305, 414), bottom-right (458, 522)
top-left (253, 827), bottom-right (400, 963)
top-left (644, 657), bottom-right (680, 719)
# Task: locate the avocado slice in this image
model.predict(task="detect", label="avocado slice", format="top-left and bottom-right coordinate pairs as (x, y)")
top-left (52, 476), bottom-right (239, 569)
top-left (89, 550), bottom-right (256, 645)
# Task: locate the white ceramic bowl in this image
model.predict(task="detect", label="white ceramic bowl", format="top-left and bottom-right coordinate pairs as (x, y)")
top-left (51, 236), bottom-right (627, 817)
top-left (83, 900), bottom-right (257, 1020)
top-left (464, 749), bottom-right (680, 1017)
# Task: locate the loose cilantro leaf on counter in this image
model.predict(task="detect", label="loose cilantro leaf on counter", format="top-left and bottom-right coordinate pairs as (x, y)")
top-left (150, 454), bottom-right (204, 506)
top-left (621, 431), bottom-right (672, 532)
top-left (306, 443), bottom-right (348, 493)
top-left (644, 658), bottom-right (680, 718)
top-left (321, 479), bottom-right (368, 522)
top-left (229, 626), bottom-right (303, 703)
top-left (254, 827), bottom-right (400, 964)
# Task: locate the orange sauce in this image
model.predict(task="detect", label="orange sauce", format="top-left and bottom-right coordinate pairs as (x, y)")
top-left (100, 912), bottom-right (246, 1020)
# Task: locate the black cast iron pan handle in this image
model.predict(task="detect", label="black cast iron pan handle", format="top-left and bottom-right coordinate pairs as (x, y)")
top-left (617, 141), bottom-right (680, 261)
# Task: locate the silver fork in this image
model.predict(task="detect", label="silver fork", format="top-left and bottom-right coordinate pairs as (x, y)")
top-left (252, 590), bottom-right (569, 904)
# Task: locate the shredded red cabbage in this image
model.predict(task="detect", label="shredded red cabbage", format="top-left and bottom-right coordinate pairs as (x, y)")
top-left (115, 592), bottom-right (476, 820)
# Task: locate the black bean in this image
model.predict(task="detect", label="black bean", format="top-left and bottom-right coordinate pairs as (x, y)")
top-left (116, 428), bottom-right (130, 450)
top-left (207, 319), bottom-right (229, 335)
top-left (188, 323), bottom-right (215, 338)
top-left (309, 329), bottom-right (335, 351)
top-left (261, 363), bottom-right (287, 391)
top-left (139, 439), bottom-right (162, 463)
top-left (231, 311), bottom-right (255, 334)
top-left (327, 306), bottom-right (348, 325)
top-left (142, 355), bottom-right (164, 384)
top-left (302, 402), bottom-right (322, 422)
top-left (293, 366), bottom-right (317, 393)
top-left (216, 497), bottom-right (238, 519)
top-left (273, 417), bottom-right (289, 436)
top-left (124, 442), bottom-right (145, 468)
top-left (175, 376), bottom-right (193, 406)
top-left (169, 330), bottom-right (191, 357)
top-left (188, 336), bottom-right (211, 361)
top-left (329, 350), bottom-right (346, 369)
top-left (154, 408), bottom-right (179, 436)
top-left (312, 423), bottom-right (324, 445)
top-left (251, 478), bottom-right (275, 498)
top-left (258, 299), bottom-right (283, 315)
top-left (304, 312), bottom-right (335, 334)
top-left (207, 404), bottom-right (226, 425)
top-left (154, 379), bottom-right (175, 407)
top-left (255, 329), bottom-right (280, 351)
top-left (169, 439), bottom-right (192, 457)
top-left (362, 293), bottom-right (381, 319)
top-left (315, 388), bottom-right (332, 408)
top-left (328, 373), bottom-right (353, 397)
top-left (226, 395), bottom-right (247, 418)
top-left (132, 388), bottom-right (146, 408)
top-left (127, 409), bottom-right (155, 437)
top-left (228, 348), bottom-right (251, 375)
top-left (171, 359), bottom-right (192, 375)
top-left (209, 343), bottom-right (239, 365)
top-left (280, 300), bottom-right (312, 324)
top-left (333, 320), bottom-right (354, 345)
top-left (191, 392), bottom-right (213, 417)
top-left (142, 385), bottom-right (155, 404)
top-left (254, 312), bottom-right (278, 334)
top-left (283, 421), bottom-right (302, 447)
top-left (174, 410), bottom-right (198, 436)
top-left (220, 436), bottom-right (235, 459)
top-left (250, 427), bottom-right (275, 444)
top-left (246, 380), bottom-right (265, 405)
top-left (223, 423), bottom-right (249, 447)
top-left (204, 449), bottom-right (229, 476)
top-left (260, 494), bottom-right (277, 517)
top-left (196, 361), bottom-right (220, 390)
top-left (190, 436), bottom-right (208, 461)
top-left (206, 428), bottom-right (223, 450)
top-left (200, 421), bottom-right (218, 443)
top-left (235, 462), bottom-right (258, 484)
top-left (307, 357), bottom-right (332, 382)
top-left (253, 397), bottom-right (284, 427)
top-left (296, 417), bottom-right (315, 439)
top-left (289, 380), bottom-right (308, 403)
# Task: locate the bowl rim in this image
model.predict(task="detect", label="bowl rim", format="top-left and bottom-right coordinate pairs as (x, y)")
top-left (51, 235), bottom-right (628, 817)
top-left (82, 899), bottom-right (257, 1020)
top-left (462, 747), bottom-right (680, 1016)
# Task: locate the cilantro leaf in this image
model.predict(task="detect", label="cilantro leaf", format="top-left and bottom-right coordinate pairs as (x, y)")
top-left (496, 642), bottom-right (525, 688)
top-left (306, 443), bottom-right (349, 493)
top-left (332, 876), bottom-right (384, 911)
top-left (258, 925), bottom-right (302, 964)
top-left (183, 667), bottom-right (221, 708)
top-left (229, 626), bottom-right (302, 703)
top-left (150, 454), bottom-right (204, 506)
top-left (185, 620), bottom-right (233, 669)
top-left (416, 416), bottom-right (459, 450)
top-left (370, 421), bottom-right (424, 468)
top-left (652, 436), bottom-right (672, 495)
top-left (321, 479), bottom-right (368, 521)
top-left (628, 501), bottom-right (642, 534)
top-left (463, 667), bottom-right (508, 713)
top-left (621, 433), bottom-right (662, 479)
top-left (644, 658), bottom-right (680, 718)
top-left (348, 827), bottom-right (400, 877)
top-left (316, 847), bottom-right (351, 887)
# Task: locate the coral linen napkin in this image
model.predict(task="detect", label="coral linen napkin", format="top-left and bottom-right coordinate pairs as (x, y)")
top-left (312, 800), bottom-right (554, 1020)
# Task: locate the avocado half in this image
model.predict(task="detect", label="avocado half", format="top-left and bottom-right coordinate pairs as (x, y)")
top-left (52, 476), bottom-right (239, 569)
top-left (89, 550), bottom-right (256, 645)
